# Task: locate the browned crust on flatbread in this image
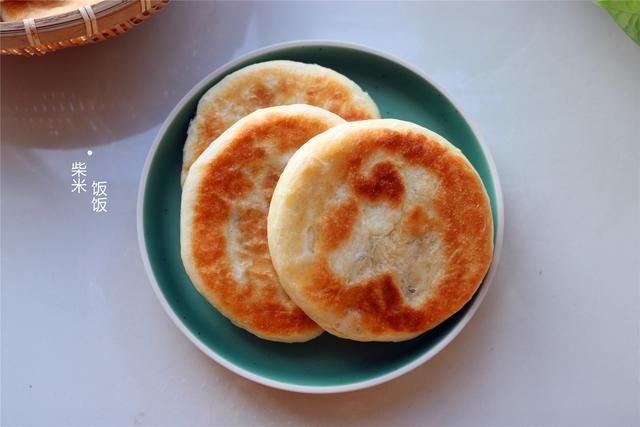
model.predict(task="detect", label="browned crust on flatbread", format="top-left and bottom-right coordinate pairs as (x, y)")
top-left (269, 121), bottom-right (493, 341)
top-left (316, 128), bottom-right (492, 335)
top-left (181, 61), bottom-right (380, 184)
top-left (191, 74), bottom-right (372, 162)
top-left (188, 109), bottom-right (340, 340)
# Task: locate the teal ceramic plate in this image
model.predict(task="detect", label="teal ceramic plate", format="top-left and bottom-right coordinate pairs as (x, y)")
top-left (137, 41), bottom-right (504, 393)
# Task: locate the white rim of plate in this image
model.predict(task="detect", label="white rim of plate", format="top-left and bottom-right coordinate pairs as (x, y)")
top-left (136, 40), bottom-right (505, 394)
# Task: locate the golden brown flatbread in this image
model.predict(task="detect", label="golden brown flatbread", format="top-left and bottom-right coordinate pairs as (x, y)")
top-left (181, 60), bottom-right (380, 184)
top-left (181, 104), bottom-right (346, 342)
top-left (268, 119), bottom-right (494, 342)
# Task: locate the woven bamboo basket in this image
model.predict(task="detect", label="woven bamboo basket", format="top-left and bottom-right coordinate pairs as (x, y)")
top-left (0, 0), bottom-right (168, 56)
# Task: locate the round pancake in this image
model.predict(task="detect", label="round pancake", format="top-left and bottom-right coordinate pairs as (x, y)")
top-left (181, 60), bottom-right (380, 184)
top-left (268, 119), bottom-right (494, 342)
top-left (181, 105), bottom-right (345, 342)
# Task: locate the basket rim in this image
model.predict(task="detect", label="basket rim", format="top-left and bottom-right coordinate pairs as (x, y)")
top-left (0, 0), bottom-right (152, 35)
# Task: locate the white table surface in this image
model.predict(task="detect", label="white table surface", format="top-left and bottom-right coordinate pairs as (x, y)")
top-left (2, 1), bottom-right (639, 426)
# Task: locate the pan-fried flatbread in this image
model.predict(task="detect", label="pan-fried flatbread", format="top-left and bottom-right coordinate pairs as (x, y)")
top-left (181, 105), bottom-right (346, 342)
top-left (181, 60), bottom-right (380, 184)
top-left (268, 119), bottom-right (494, 342)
